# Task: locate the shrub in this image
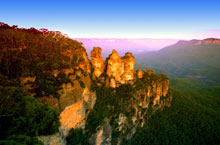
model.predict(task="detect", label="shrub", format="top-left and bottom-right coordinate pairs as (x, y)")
top-left (66, 128), bottom-right (90, 145)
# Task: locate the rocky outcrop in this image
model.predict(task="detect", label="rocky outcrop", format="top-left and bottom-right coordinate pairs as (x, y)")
top-left (136, 69), bottom-right (169, 105)
top-left (104, 49), bottom-right (135, 87)
top-left (196, 38), bottom-right (220, 45)
top-left (136, 69), bottom-right (143, 79)
top-left (91, 47), bottom-right (105, 78)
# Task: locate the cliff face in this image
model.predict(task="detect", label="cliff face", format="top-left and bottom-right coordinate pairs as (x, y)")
top-left (88, 48), bottom-right (171, 145)
top-left (21, 47), bottom-right (171, 145)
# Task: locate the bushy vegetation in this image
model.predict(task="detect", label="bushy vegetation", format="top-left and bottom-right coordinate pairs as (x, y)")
top-left (0, 22), bottom-right (86, 79)
top-left (0, 75), bottom-right (59, 143)
top-left (66, 128), bottom-right (90, 145)
top-left (0, 135), bottom-right (43, 145)
top-left (35, 72), bottom-right (71, 98)
top-left (85, 85), bottom-right (123, 135)
top-left (84, 72), bottom-right (170, 142)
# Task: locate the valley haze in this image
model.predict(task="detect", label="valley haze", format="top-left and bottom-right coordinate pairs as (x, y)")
top-left (74, 38), bottom-right (179, 58)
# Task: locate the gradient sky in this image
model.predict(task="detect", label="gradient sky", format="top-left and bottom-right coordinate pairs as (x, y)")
top-left (1, 0), bottom-right (220, 39)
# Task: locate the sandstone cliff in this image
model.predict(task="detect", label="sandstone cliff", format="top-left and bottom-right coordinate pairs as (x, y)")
top-left (21, 47), bottom-right (171, 145)
top-left (87, 48), bottom-right (171, 145)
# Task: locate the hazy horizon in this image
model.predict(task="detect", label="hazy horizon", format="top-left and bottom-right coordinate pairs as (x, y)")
top-left (74, 38), bottom-right (180, 57)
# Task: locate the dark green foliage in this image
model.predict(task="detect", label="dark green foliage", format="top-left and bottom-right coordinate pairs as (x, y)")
top-left (57, 72), bottom-right (72, 85)
top-left (78, 79), bottom-right (85, 88)
top-left (170, 77), bottom-right (220, 98)
top-left (85, 85), bottom-right (122, 134)
top-left (35, 72), bottom-right (71, 98)
top-left (85, 83), bottom-right (141, 136)
top-left (79, 56), bottom-right (85, 62)
top-left (0, 75), bottom-right (59, 142)
top-left (0, 95), bottom-right (59, 137)
top-left (62, 61), bottom-right (72, 69)
top-left (138, 71), bottom-right (168, 87)
top-left (0, 75), bottom-right (23, 118)
top-left (66, 128), bottom-right (90, 145)
top-left (35, 73), bottom-right (60, 98)
top-left (134, 77), bottom-right (145, 90)
top-left (80, 68), bottom-right (88, 76)
top-left (51, 63), bottom-right (60, 70)
top-left (122, 88), bottom-right (220, 145)
top-left (0, 135), bottom-right (43, 145)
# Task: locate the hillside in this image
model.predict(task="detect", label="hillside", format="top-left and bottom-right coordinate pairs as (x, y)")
top-left (0, 23), bottom-right (173, 145)
top-left (135, 38), bottom-right (220, 86)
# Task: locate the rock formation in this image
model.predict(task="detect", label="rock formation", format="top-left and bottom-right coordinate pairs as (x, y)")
top-left (105, 49), bottom-right (125, 85)
top-left (20, 47), bottom-right (171, 145)
top-left (91, 49), bottom-right (135, 88)
top-left (196, 38), bottom-right (220, 45)
top-left (91, 47), bottom-right (105, 78)
top-left (121, 52), bottom-right (135, 83)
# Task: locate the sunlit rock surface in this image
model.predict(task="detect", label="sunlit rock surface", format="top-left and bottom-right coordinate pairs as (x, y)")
top-left (59, 101), bottom-right (85, 136)
top-left (106, 49), bottom-right (124, 84)
top-left (91, 47), bottom-right (105, 77)
top-left (196, 38), bottom-right (220, 45)
top-left (122, 52), bottom-right (135, 82)
top-left (59, 85), bottom-right (96, 136)
top-left (105, 49), bottom-right (135, 87)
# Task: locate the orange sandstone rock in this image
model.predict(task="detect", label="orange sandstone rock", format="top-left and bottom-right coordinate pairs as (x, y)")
top-left (91, 47), bottom-right (105, 77)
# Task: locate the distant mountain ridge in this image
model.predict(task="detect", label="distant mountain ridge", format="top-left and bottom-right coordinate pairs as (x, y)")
top-left (175, 38), bottom-right (220, 46)
top-left (135, 38), bottom-right (220, 86)
top-left (74, 38), bottom-right (179, 58)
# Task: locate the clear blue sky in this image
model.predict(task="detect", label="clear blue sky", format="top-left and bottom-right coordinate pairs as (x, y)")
top-left (1, 0), bottom-right (220, 39)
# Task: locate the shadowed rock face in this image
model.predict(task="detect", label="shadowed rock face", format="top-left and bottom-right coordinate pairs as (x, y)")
top-left (91, 47), bottom-right (105, 77)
